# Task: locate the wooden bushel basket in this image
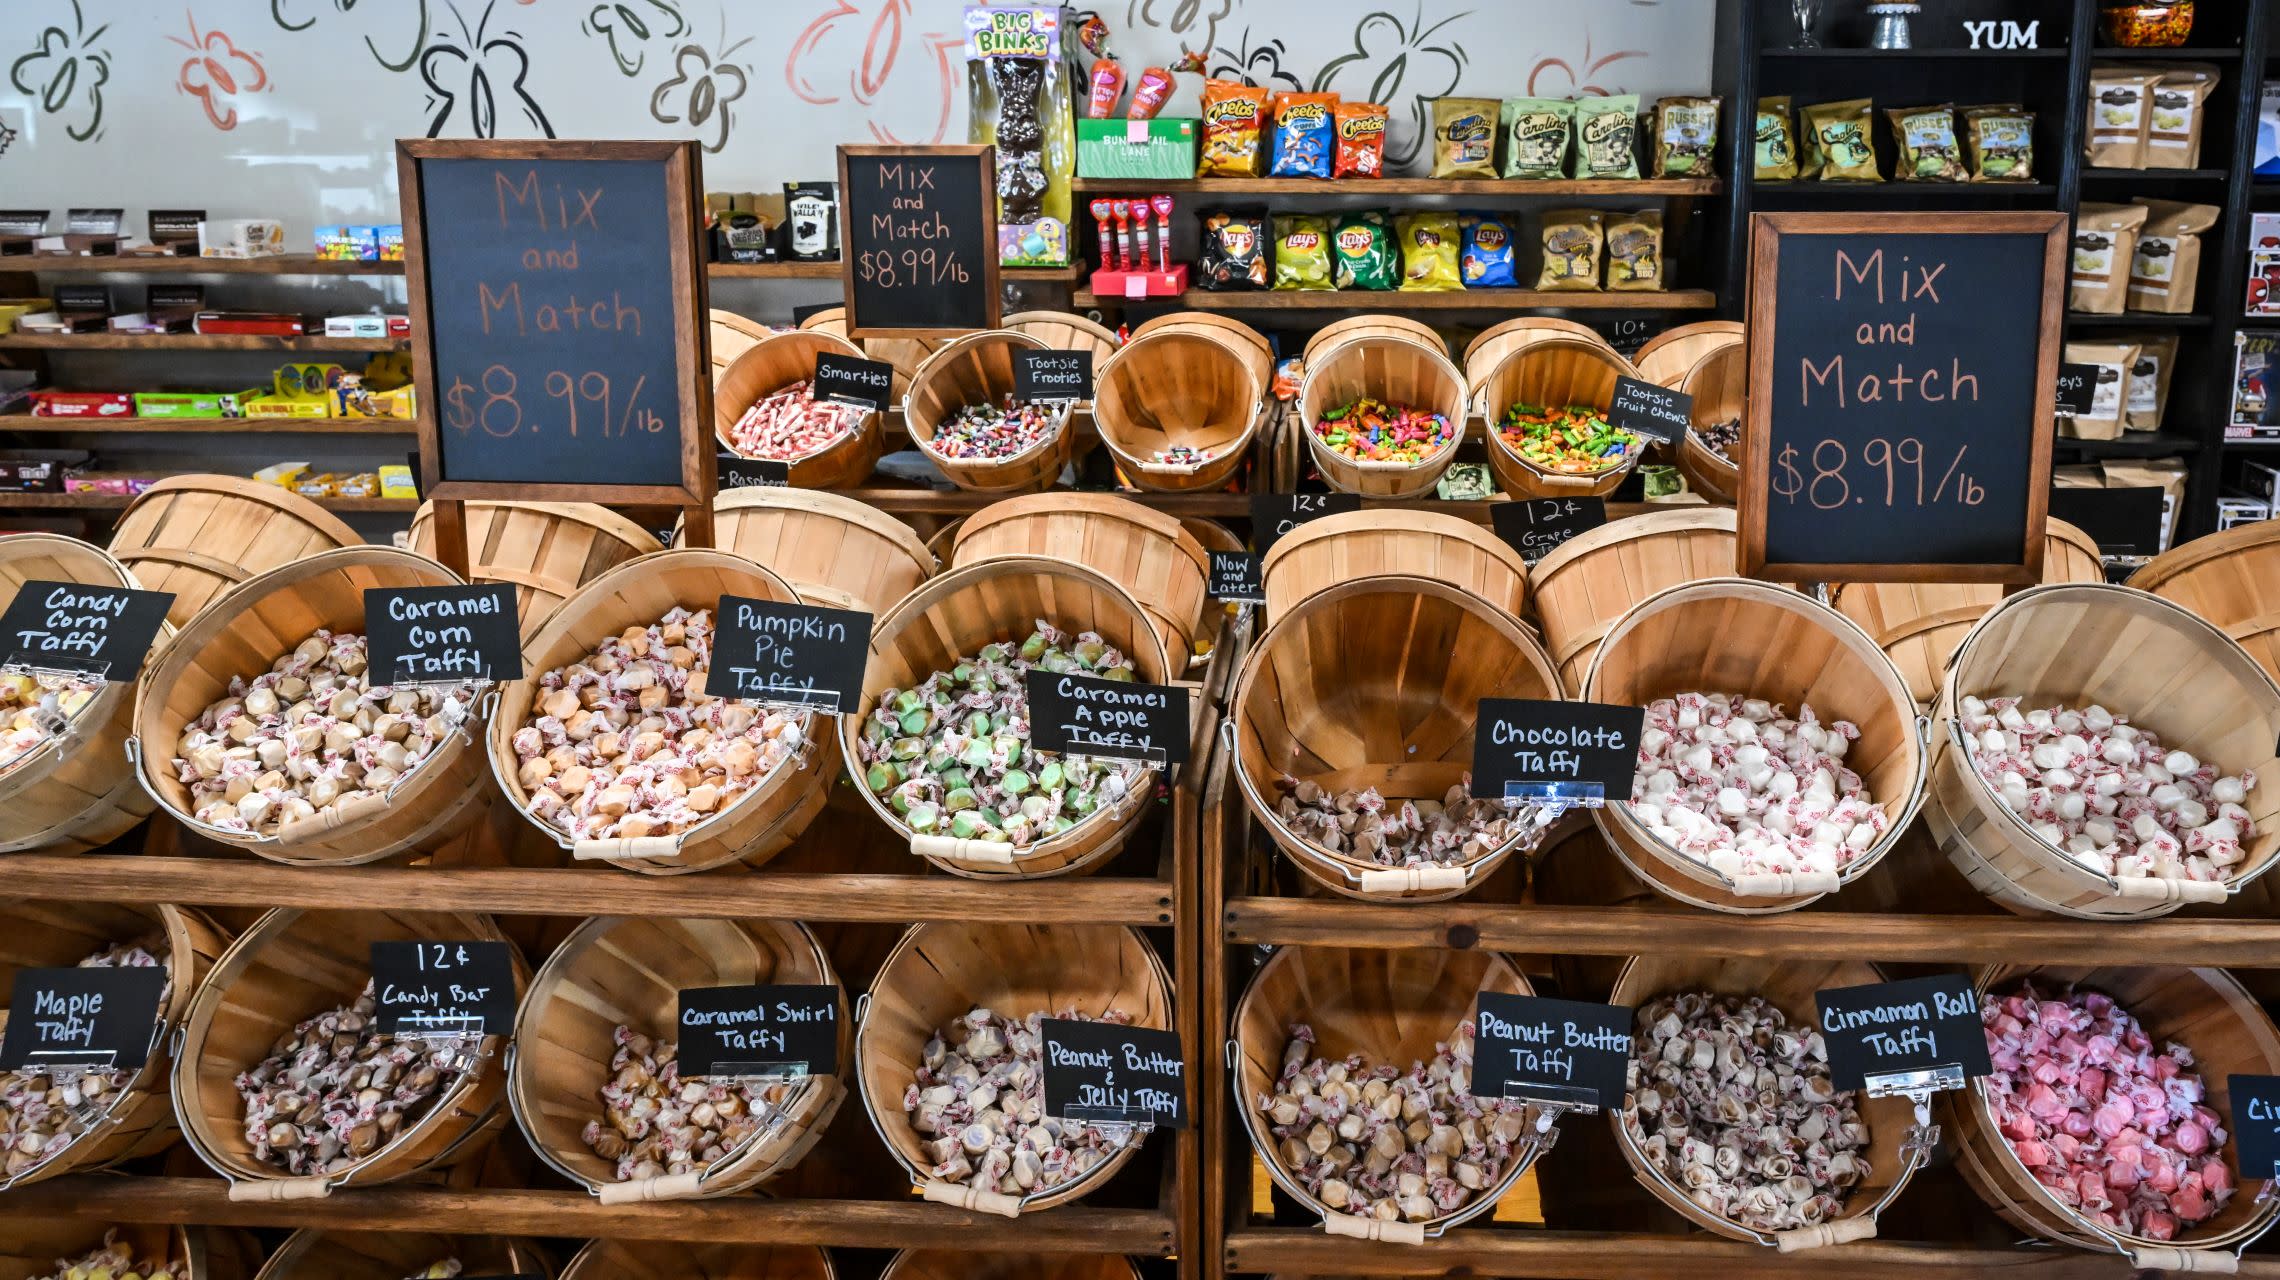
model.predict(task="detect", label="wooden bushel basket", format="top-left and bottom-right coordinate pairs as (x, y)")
top-left (684, 486), bottom-right (936, 616)
top-left (563, 1240), bottom-right (833, 1280)
top-left (509, 916), bottom-right (848, 1202)
top-left (1927, 584), bottom-right (2280, 920)
top-left (951, 493), bottom-right (1210, 670)
top-left (1462, 316), bottom-right (1612, 388)
top-left (1674, 342), bottom-right (1745, 506)
top-left (1128, 312), bottom-right (1274, 390)
top-left (2130, 518), bottom-right (2280, 690)
top-left (710, 309), bottom-right (777, 381)
top-left (108, 474), bottom-right (361, 629)
top-left (1259, 508), bottom-right (1531, 625)
top-left (1945, 964), bottom-right (2280, 1269)
top-left (1608, 953), bottom-right (1927, 1251)
top-left (842, 557), bottom-right (1173, 879)
top-left (410, 500), bottom-right (664, 640)
top-left (884, 1251), bottom-right (1136, 1280)
top-left (1230, 574), bottom-right (1563, 902)
top-left (0, 534), bottom-right (165, 854)
top-left (1631, 320), bottom-right (1744, 390)
top-left (0, 903), bottom-right (226, 1188)
top-left (0, 1226), bottom-right (259, 1280)
top-left (714, 330), bottom-right (886, 490)
top-left (1092, 330), bottom-right (1263, 493)
top-left (856, 922), bottom-right (1172, 1217)
top-left (1002, 310), bottom-right (1124, 394)
top-left (1529, 507), bottom-right (1738, 696)
top-left (1298, 337), bottom-right (1467, 500)
top-left (488, 550), bottom-right (835, 876)
top-left (173, 908), bottom-right (527, 1199)
top-left (1303, 314), bottom-right (1448, 366)
top-left (796, 305), bottom-right (947, 404)
top-left (1476, 337), bottom-right (1644, 500)
top-left (1233, 945), bottom-right (1543, 1243)
top-left (1585, 579), bottom-right (1928, 913)
top-left (258, 1229), bottom-right (552, 1280)
top-left (904, 331), bottom-right (1073, 495)
top-left (1831, 520), bottom-right (2105, 708)
top-left (130, 546), bottom-right (494, 867)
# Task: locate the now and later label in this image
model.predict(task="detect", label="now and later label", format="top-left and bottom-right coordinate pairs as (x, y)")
top-left (1040, 1018), bottom-right (1187, 1130)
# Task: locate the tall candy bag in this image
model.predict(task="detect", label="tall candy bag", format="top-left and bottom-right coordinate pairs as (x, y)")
top-left (966, 6), bottom-right (1076, 267)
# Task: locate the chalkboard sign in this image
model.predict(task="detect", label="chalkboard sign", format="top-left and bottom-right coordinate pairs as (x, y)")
top-left (837, 145), bottom-right (1000, 339)
top-left (364, 584), bottom-right (522, 686)
top-left (1208, 551), bottom-right (1265, 604)
top-left (2050, 486), bottom-right (2166, 559)
top-left (0, 581), bottom-right (173, 680)
top-left (1472, 992), bottom-right (1632, 1111)
top-left (1815, 974), bottom-right (1992, 1095)
top-left (1040, 1018), bottom-right (1187, 1130)
top-left (1490, 498), bottom-right (1608, 566)
top-left (1013, 349), bottom-right (1094, 402)
top-left (398, 139), bottom-right (711, 506)
top-left (677, 983), bottom-right (840, 1080)
top-left (2054, 362), bottom-right (2098, 416)
top-left (814, 351), bottom-right (894, 409)
top-left (1250, 492), bottom-right (1360, 556)
top-left (704, 595), bottom-right (871, 713)
top-left (718, 454), bottom-right (790, 489)
top-left (1470, 698), bottom-right (1644, 805)
top-left (370, 940), bottom-right (517, 1039)
top-left (2228, 1075), bottom-right (2280, 1182)
top-left (1026, 669), bottom-right (1190, 766)
top-left (0, 966), bottom-right (166, 1072)
top-left (1610, 376), bottom-right (1691, 444)
top-left (790, 302), bottom-right (838, 326)
top-left (1743, 212), bottom-right (2066, 584)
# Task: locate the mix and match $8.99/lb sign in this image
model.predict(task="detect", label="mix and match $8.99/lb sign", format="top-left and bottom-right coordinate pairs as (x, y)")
top-left (838, 145), bottom-right (1000, 339)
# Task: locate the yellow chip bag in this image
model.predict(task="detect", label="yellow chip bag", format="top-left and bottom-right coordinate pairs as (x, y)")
top-left (1396, 211), bottom-right (1463, 291)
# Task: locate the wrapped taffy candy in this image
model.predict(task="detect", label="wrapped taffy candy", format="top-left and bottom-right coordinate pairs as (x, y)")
top-left (233, 980), bottom-right (465, 1176)
top-left (33, 1233), bottom-right (186, 1280)
top-left (581, 1024), bottom-right (792, 1183)
top-left (904, 1008), bottom-right (1140, 1197)
top-left (0, 671), bottom-right (102, 772)
top-left (0, 939), bottom-right (167, 1177)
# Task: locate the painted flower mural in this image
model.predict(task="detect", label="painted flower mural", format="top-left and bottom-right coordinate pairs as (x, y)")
top-left (270, 0), bottom-right (430, 74)
top-left (650, 29), bottom-right (752, 154)
top-left (1312, 5), bottom-right (1471, 170)
top-left (585, 0), bottom-right (686, 78)
top-left (173, 13), bottom-right (271, 132)
top-left (421, 0), bottom-right (554, 138)
top-left (786, 0), bottom-right (962, 144)
top-left (10, 0), bottom-right (111, 143)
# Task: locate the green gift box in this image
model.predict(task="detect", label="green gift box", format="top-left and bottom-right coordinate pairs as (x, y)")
top-left (1077, 117), bottom-right (1200, 181)
top-left (134, 389), bottom-right (261, 418)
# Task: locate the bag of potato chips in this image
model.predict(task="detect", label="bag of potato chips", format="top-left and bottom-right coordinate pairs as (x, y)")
top-left (1273, 213), bottom-right (1335, 290)
top-left (1333, 101), bottom-right (1389, 178)
top-left (1606, 211), bottom-right (1664, 291)
top-left (1538, 209), bottom-right (1604, 291)
top-left (1199, 79), bottom-right (1269, 177)
top-left (1757, 96), bottom-right (1800, 180)
top-left (1804, 99), bottom-right (1880, 181)
top-left (1887, 104), bottom-right (1965, 182)
top-left (1500, 97), bottom-right (1573, 179)
top-left (1431, 97), bottom-right (1500, 178)
top-left (1332, 211), bottom-right (1396, 290)
top-left (1573, 94), bottom-right (1641, 179)
top-left (1653, 96), bottom-right (1721, 178)
top-left (1397, 211), bottom-right (1463, 291)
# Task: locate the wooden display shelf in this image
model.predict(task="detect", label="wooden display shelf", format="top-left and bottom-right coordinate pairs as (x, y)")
top-left (1758, 46), bottom-right (2073, 60)
top-left (2091, 45), bottom-right (2245, 60)
top-left (7, 253), bottom-right (402, 275)
top-left (2078, 168), bottom-right (2233, 182)
top-left (0, 333), bottom-right (407, 352)
top-left (2050, 430), bottom-right (2205, 457)
top-left (1071, 288), bottom-right (1718, 311)
top-left (707, 259), bottom-right (1083, 282)
top-left (0, 491), bottom-right (414, 513)
top-left (1071, 177), bottom-right (1722, 197)
top-left (836, 489), bottom-right (1656, 520)
top-left (1754, 182), bottom-right (2061, 197)
top-left (0, 1177), bottom-right (1176, 1253)
top-left (0, 414), bottom-right (414, 434)
top-left (2065, 312), bottom-right (2215, 329)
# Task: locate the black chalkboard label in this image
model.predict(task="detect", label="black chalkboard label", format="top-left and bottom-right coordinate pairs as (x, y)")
top-left (2227, 1075), bottom-right (2280, 1181)
top-left (704, 595), bottom-right (871, 712)
top-left (1816, 974), bottom-right (1992, 1094)
top-left (1250, 492), bottom-right (1361, 556)
top-left (1490, 498), bottom-right (1608, 565)
top-left (1013, 349), bottom-right (1094, 402)
top-left (1472, 992), bottom-right (1632, 1111)
top-left (1041, 1018), bottom-right (1187, 1130)
top-left (1470, 698), bottom-right (1645, 805)
top-left (2054, 362), bottom-right (2098, 416)
top-left (814, 351), bottom-right (894, 410)
top-left (839, 146), bottom-right (999, 337)
top-left (364, 584), bottom-right (522, 686)
top-left (718, 454), bottom-right (791, 489)
top-left (1208, 551), bottom-right (1265, 604)
top-left (791, 302), bottom-right (837, 326)
top-left (2050, 486), bottom-right (2166, 558)
top-left (1610, 376), bottom-right (1691, 445)
top-left (370, 941), bottom-right (517, 1038)
top-left (1026, 669), bottom-right (1190, 766)
top-left (677, 983), bottom-right (840, 1080)
top-left (0, 580), bottom-right (173, 681)
top-left (0, 966), bottom-right (166, 1071)
top-left (1594, 315), bottom-right (1664, 360)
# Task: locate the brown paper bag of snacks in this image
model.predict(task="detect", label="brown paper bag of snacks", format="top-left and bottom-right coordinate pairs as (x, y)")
top-left (1964, 105), bottom-right (2036, 181)
top-left (1757, 96), bottom-right (1800, 180)
top-left (1887, 104), bottom-right (1965, 182)
top-left (2121, 331), bottom-right (2180, 431)
top-left (2054, 465), bottom-right (2106, 489)
top-left (2101, 457), bottom-right (2188, 549)
top-left (2070, 203), bottom-right (2149, 315)
top-left (2126, 199), bottom-right (2218, 313)
top-left (1606, 211), bottom-right (1664, 291)
top-left (2145, 65), bottom-right (2220, 170)
top-left (1537, 209), bottom-right (1604, 292)
top-left (2085, 68), bottom-right (2160, 168)
top-left (2059, 339), bottom-right (2138, 440)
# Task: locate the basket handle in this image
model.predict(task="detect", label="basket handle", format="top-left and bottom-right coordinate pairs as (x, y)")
top-left (1727, 870), bottom-right (1840, 898)
top-left (922, 1178), bottom-right (1024, 1217)
top-left (1356, 865), bottom-right (1469, 894)
top-left (597, 1170), bottom-right (705, 1204)
top-left (2110, 876), bottom-right (2229, 904)
top-left (573, 834), bottom-right (685, 862)
top-left (1321, 1213), bottom-right (1424, 1245)
top-left (911, 834), bottom-right (1017, 865)
top-left (272, 792), bottom-right (389, 846)
top-left (2122, 1245), bottom-right (2237, 1273)
top-left (1134, 459), bottom-right (1207, 475)
top-left (227, 1175), bottom-right (331, 1202)
top-left (1772, 1215), bottom-right (1876, 1252)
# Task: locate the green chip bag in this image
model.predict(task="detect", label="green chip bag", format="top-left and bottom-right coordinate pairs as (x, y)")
top-left (1500, 97), bottom-right (1573, 179)
top-left (1332, 211), bottom-right (1396, 291)
top-left (1573, 94), bottom-right (1641, 179)
top-left (1273, 213), bottom-right (1335, 291)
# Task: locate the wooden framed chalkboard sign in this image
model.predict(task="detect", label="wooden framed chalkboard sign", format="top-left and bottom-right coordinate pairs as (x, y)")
top-left (1741, 212), bottom-right (2067, 585)
top-left (836, 144), bottom-right (1000, 340)
top-left (396, 138), bottom-right (715, 569)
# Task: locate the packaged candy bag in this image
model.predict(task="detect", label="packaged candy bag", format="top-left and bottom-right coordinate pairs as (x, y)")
top-left (1887, 103), bottom-right (1965, 182)
top-left (1501, 98), bottom-right (1574, 179)
top-left (1459, 213), bottom-right (1517, 288)
top-left (1332, 211), bottom-right (1396, 291)
top-left (1127, 66), bottom-right (1176, 119)
top-left (1431, 97), bottom-right (1500, 178)
top-left (1197, 209), bottom-right (1269, 290)
top-left (1270, 92), bottom-right (1338, 179)
top-left (1573, 94), bottom-right (1641, 179)
top-left (1538, 209), bottom-right (1604, 292)
top-left (1756, 96), bottom-right (1800, 180)
top-left (1653, 96), bottom-right (1721, 178)
top-left (1200, 79), bottom-right (1269, 177)
top-left (1085, 59), bottom-right (1126, 118)
top-left (1396, 212), bottom-right (1462, 291)
top-left (1334, 101), bottom-right (1390, 178)
top-left (1273, 213), bottom-right (1336, 291)
top-left (1803, 98), bottom-right (1880, 181)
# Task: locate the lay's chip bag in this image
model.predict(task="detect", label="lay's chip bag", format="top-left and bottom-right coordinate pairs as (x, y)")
top-left (1273, 213), bottom-right (1335, 290)
top-left (1332, 211), bottom-right (1395, 290)
top-left (1396, 211), bottom-right (1462, 291)
top-left (1269, 93), bottom-right (1337, 179)
top-left (1460, 213), bottom-right (1517, 288)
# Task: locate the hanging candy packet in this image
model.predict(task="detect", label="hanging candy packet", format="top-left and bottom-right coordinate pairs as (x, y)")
top-left (1200, 79), bottom-right (1269, 177)
top-left (1269, 93), bottom-right (1338, 179)
top-left (1085, 59), bottom-right (1126, 118)
top-left (1396, 211), bottom-right (1462, 291)
top-left (1333, 101), bottom-right (1389, 178)
top-left (1127, 65), bottom-right (1176, 119)
top-left (1459, 213), bottom-right (1517, 288)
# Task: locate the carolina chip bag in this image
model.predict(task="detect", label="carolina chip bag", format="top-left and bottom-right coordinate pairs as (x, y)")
top-left (1887, 103), bottom-right (1965, 182)
top-left (1757, 96), bottom-right (1800, 180)
top-left (1332, 210), bottom-right (1396, 291)
top-left (1538, 208), bottom-right (1604, 292)
top-left (1334, 101), bottom-right (1390, 178)
top-left (1431, 97), bottom-right (1500, 178)
top-left (1965, 104), bottom-right (2036, 182)
top-left (1573, 94), bottom-right (1641, 179)
top-left (1653, 96), bottom-right (1721, 178)
top-left (1606, 211), bottom-right (1664, 291)
top-left (1273, 213), bottom-right (1335, 290)
top-left (1459, 213), bottom-right (1517, 288)
top-left (1500, 97), bottom-right (1574, 179)
top-left (1197, 209), bottom-right (1268, 290)
top-left (1199, 79), bottom-right (1269, 177)
top-left (1396, 211), bottom-right (1463, 291)
top-left (1269, 92), bottom-right (1337, 179)
top-left (1804, 99), bottom-right (1880, 181)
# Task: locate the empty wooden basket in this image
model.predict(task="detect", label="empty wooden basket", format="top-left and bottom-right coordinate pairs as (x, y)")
top-left (1128, 312), bottom-right (1275, 390)
top-left (487, 550), bottom-right (835, 876)
top-left (951, 493), bottom-right (1210, 669)
top-left (257, 1229), bottom-right (552, 1280)
top-left (1608, 953), bottom-right (1927, 1250)
top-left (409, 500), bottom-right (663, 640)
top-left (1477, 337), bottom-right (1644, 500)
top-left (0, 1226), bottom-right (258, 1280)
top-left (1462, 316), bottom-right (1613, 388)
top-left (563, 1240), bottom-right (834, 1280)
top-left (1304, 314), bottom-right (1449, 366)
top-left (1092, 330), bottom-right (1263, 493)
top-left (108, 474), bottom-right (361, 629)
top-left (1674, 342), bottom-right (1745, 506)
top-left (2129, 518), bottom-right (2280, 690)
top-left (686, 486), bottom-right (936, 616)
top-left (1259, 508), bottom-right (1531, 625)
top-left (1631, 320), bottom-right (1744, 390)
top-left (1529, 506), bottom-right (1739, 695)
top-left (1585, 579), bottom-right (1927, 913)
top-left (173, 908), bottom-right (526, 1199)
top-left (856, 922), bottom-right (1172, 1216)
top-left (0, 903), bottom-right (226, 1188)
top-left (1946, 964), bottom-right (2280, 1269)
top-left (0, 534), bottom-right (164, 855)
top-left (841, 557), bottom-right (1173, 879)
top-left (1233, 945), bottom-right (1542, 1243)
top-left (883, 1251), bottom-right (1136, 1280)
top-left (1001, 310), bottom-right (1124, 394)
top-left (1927, 583), bottom-right (2280, 920)
top-left (714, 330), bottom-right (885, 490)
top-left (130, 546), bottom-right (493, 867)
top-left (509, 916), bottom-right (848, 1202)
top-left (905, 331), bottom-right (1073, 495)
top-left (1231, 574), bottom-right (1564, 902)
top-left (1298, 337), bottom-right (1467, 500)
top-left (709, 309), bottom-right (776, 381)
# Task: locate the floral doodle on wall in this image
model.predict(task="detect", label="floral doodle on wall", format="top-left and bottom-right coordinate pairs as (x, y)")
top-left (270, 0), bottom-right (429, 74)
top-left (173, 12), bottom-right (271, 131)
top-left (1525, 31), bottom-right (1645, 97)
top-left (1124, 0), bottom-right (1233, 60)
top-left (10, 0), bottom-right (112, 144)
top-left (1208, 27), bottom-right (1302, 95)
top-left (786, 0), bottom-right (962, 145)
top-left (650, 19), bottom-right (751, 154)
top-left (584, 0), bottom-right (687, 78)
top-left (421, 0), bottom-right (554, 138)
top-left (1312, 6), bottom-right (1470, 170)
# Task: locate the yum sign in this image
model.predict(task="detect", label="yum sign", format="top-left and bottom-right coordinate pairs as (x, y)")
top-left (1963, 20), bottom-right (2039, 50)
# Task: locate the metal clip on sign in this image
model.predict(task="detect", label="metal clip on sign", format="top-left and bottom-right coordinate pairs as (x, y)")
top-left (1864, 1062), bottom-right (1963, 1155)
top-left (32, 1050), bottom-right (120, 1126)
top-left (3, 657), bottom-right (110, 685)
top-left (1064, 1104), bottom-right (1156, 1146)
top-left (394, 1014), bottom-right (489, 1073)
top-left (710, 1059), bottom-right (811, 1088)
top-left (1502, 1081), bottom-right (1599, 1154)
top-left (1504, 779), bottom-right (1605, 815)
